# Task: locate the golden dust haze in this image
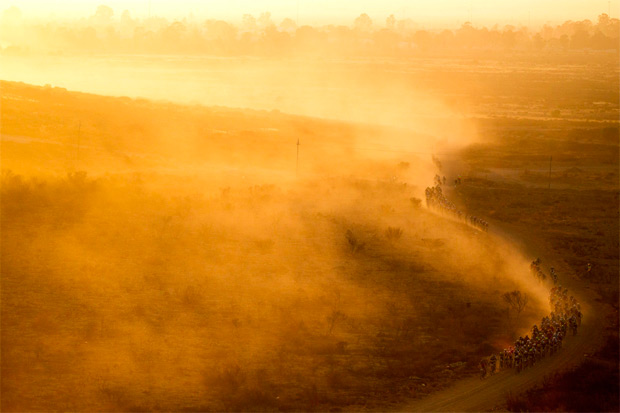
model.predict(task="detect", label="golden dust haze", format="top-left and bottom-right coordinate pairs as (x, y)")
top-left (1, 1), bottom-right (619, 412)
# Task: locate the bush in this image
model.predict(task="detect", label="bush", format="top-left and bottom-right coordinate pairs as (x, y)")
top-left (345, 230), bottom-right (365, 252)
top-left (385, 226), bottom-right (403, 240)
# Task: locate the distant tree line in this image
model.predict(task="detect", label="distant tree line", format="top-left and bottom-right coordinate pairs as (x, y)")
top-left (1, 5), bottom-right (618, 56)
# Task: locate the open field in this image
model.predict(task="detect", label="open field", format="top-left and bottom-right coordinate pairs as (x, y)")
top-left (1, 45), bottom-right (618, 411)
top-left (1, 81), bottom-right (551, 411)
top-left (454, 117), bottom-right (619, 294)
top-left (1, 52), bottom-right (618, 125)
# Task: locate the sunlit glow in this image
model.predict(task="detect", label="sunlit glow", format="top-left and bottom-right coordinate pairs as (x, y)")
top-left (1, 1), bottom-right (617, 412)
top-left (4, 0), bottom-right (619, 26)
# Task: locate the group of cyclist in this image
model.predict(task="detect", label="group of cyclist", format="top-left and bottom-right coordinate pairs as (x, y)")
top-left (549, 285), bottom-right (582, 332)
top-left (424, 172), bottom-right (583, 379)
top-left (480, 262), bottom-right (583, 379)
top-left (425, 176), bottom-right (488, 232)
top-left (529, 258), bottom-right (547, 283)
top-left (469, 215), bottom-right (489, 232)
top-left (530, 258), bottom-right (559, 285)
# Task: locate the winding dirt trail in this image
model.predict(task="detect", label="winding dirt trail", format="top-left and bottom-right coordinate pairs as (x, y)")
top-left (400, 195), bottom-right (609, 412)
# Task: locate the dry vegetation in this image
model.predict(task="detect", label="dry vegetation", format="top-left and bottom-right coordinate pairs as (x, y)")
top-left (449, 114), bottom-right (619, 412)
top-left (1, 7), bottom-right (618, 410)
top-left (455, 118), bottom-right (619, 296)
top-left (0, 82), bottom-right (550, 411)
top-left (1, 6), bottom-right (618, 57)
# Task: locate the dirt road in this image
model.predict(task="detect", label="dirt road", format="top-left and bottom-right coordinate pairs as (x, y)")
top-left (401, 209), bottom-right (609, 412)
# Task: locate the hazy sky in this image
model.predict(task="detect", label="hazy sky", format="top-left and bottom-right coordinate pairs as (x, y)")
top-left (5, 0), bottom-right (619, 27)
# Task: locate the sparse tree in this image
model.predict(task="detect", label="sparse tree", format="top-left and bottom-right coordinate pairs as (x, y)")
top-left (242, 14), bottom-right (257, 33)
top-left (345, 229), bottom-right (364, 252)
top-left (326, 309), bottom-right (346, 336)
top-left (396, 18), bottom-right (415, 34)
top-left (120, 10), bottom-right (134, 36)
top-left (1, 6), bottom-right (22, 22)
top-left (385, 226), bottom-right (403, 241)
top-left (503, 290), bottom-right (529, 326)
top-left (279, 18), bottom-right (297, 33)
top-left (258, 12), bottom-right (274, 31)
top-left (354, 13), bottom-right (372, 32)
top-left (386, 14), bottom-right (396, 30)
top-left (93, 5), bottom-right (114, 24)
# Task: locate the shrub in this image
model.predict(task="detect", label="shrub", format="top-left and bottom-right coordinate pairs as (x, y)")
top-left (385, 226), bottom-right (403, 241)
top-left (345, 230), bottom-right (364, 252)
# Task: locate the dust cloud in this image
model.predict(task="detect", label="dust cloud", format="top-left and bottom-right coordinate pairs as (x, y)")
top-left (3, 4), bottom-right (614, 411)
top-left (0, 81), bottom-right (547, 411)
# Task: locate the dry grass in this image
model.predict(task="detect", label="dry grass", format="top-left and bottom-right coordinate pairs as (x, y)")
top-left (0, 82), bottom-right (551, 411)
top-left (451, 116), bottom-right (619, 412)
top-left (2, 169), bottom-right (540, 411)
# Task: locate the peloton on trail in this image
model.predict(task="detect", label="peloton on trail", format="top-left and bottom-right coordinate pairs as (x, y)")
top-left (550, 267), bottom-right (558, 284)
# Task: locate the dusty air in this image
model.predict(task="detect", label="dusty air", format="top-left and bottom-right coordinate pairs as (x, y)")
top-left (1, 1), bottom-right (618, 412)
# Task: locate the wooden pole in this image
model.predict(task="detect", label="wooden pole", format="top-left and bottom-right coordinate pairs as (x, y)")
top-left (76, 121), bottom-right (81, 169)
top-left (296, 138), bottom-right (300, 176)
top-left (548, 156), bottom-right (552, 190)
